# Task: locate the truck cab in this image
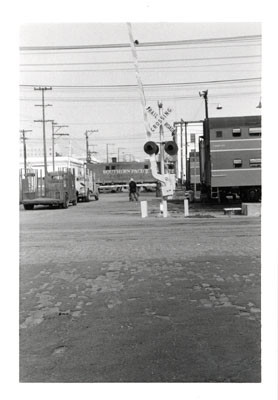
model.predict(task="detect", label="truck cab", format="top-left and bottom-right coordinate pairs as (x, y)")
top-left (75, 168), bottom-right (99, 202)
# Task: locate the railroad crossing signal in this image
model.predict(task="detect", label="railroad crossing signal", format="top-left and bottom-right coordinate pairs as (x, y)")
top-left (145, 105), bottom-right (176, 134)
top-left (143, 141), bottom-right (159, 155)
top-left (144, 140), bottom-right (178, 156)
top-left (164, 141), bottom-right (178, 155)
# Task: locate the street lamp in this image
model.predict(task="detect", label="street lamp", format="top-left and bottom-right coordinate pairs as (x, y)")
top-left (208, 102), bottom-right (223, 111)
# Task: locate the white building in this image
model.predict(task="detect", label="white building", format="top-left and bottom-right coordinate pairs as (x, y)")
top-left (19, 155), bottom-right (99, 178)
top-left (174, 122), bottom-right (203, 183)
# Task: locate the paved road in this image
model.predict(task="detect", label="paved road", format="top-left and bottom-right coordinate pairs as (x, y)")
top-left (20, 193), bottom-right (261, 382)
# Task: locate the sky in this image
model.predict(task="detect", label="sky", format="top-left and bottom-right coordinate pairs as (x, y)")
top-left (19, 22), bottom-right (261, 162)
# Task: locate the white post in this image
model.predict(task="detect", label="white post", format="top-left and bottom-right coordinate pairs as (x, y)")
top-left (161, 200), bottom-right (167, 218)
top-left (141, 201), bottom-right (148, 218)
top-left (184, 199), bottom-right (189, 217)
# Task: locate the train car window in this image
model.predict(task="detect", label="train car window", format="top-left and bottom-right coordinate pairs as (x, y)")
top-left (249, 158), bottom-right (261, 168)
top-left (111, 166), bottom-right (116, 170)
top-left (249, 127), bottom-right (261, 136)
top-left (233, 159), bottom-right (242, 168)
top-left (216, 131), bottom-right (222, 138)
top-left (105, 166), bottom-right (110, 170)
top-left (232, 128), bottom-right (241, 137)
top-left (144, 164), bottom-right (149, 169)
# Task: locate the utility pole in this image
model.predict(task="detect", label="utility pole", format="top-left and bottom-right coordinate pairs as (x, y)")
top-left (20, 129), bottom-right (32, 175)
top-left (85, 130), bottom-right (98, 163)
top-left (34, 86), bottom-right (52, 177)
top-left (85, 131), bottom-right (90, 163)
top-left (51, 122), bottom-right (69, 171)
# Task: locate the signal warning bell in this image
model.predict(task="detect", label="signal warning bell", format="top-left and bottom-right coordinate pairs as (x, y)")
top-left (144, 141), bottom-right (159, 155)
top-left (164, 141), bottom-right (178, 156)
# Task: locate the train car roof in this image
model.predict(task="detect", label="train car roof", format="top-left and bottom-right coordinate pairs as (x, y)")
top-left (209, 115), bottom-right (261, 129)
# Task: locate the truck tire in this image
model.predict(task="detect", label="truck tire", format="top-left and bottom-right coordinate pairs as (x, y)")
top-left (24, 204), bottom-right (34, 210)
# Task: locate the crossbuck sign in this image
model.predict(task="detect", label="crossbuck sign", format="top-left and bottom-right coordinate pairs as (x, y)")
top-left (146, 106), bottom-right (176, 134)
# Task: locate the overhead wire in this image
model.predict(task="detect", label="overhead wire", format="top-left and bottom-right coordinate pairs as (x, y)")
top-left (19, 77), bottom-right (261, 90)
top-left (20, 54), bottom-right (261, 67)
top-left (19, 34), bottom-right (261, 52)
top-left (21, 68), bottom-right (260, 74)
top-left (20, 91), bottom-right (261, 104)
top-left (19, 42), bottom-right (261, 56)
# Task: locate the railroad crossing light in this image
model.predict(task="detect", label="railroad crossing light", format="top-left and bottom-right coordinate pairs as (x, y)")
top-left (164, 141), bottom-right (178, 156)
top-left (144, 141), bottom-right (159, 155)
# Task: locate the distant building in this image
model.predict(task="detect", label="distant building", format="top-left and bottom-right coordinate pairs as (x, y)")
top-left (19, 155), bottom-right (99, 178)
top-left (173, 121), bottom-right (203, 184)
top-left (189, 151), bottom-right (200, 189)
top-left (19, 146), bottom-right (53, 158)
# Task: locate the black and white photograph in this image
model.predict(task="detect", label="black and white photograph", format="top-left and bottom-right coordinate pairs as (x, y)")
top-left (2, 1), bottom-right (277, 399)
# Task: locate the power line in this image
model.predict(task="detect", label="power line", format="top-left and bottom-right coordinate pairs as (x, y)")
top-left (20, 90), bottom-right (261, 105)
top-left (20, 67), bottom-right (260, 74)
top-left (19, 42), bottom-right (262, 56)
top-left (19, 34), bottom-right (261, 51)
top-left (20, 54), bottom-right (261, 67)
top-left (19, 77), bottom-right (261, 90)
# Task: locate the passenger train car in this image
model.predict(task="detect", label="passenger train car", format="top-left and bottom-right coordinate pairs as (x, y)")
top-left (200, 115), bottom-right (261, 202)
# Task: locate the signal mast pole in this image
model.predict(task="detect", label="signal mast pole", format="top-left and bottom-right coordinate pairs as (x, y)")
top-left (158, 101), bottom-right (165, 176)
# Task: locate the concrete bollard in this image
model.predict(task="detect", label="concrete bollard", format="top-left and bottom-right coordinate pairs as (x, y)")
top-left (159, 200), bottom-right (168, 217)
top-left (159, 201), bottom-right (163, 215)
top-left (184, 199), bottom-right (189, 217)
top-left (140, 200), bottom-right (148, 218)
top-left (241, 203), bottom-right (261, 217)
top-left (162, 200), bottom-right (167, 218)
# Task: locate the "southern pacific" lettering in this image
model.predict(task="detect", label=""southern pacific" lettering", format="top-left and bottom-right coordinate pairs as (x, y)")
top-left (103, 169), bottom-right (151, 174)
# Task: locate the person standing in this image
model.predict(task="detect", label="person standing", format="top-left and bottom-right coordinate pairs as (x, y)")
top-left (129, 178), bottom-right (138, 202)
